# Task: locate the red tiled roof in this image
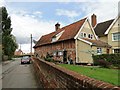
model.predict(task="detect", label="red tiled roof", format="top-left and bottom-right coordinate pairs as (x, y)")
top-left (34, 18), bottom-right (87, 48)
top-left (82, 38), bottom-right (111, 48)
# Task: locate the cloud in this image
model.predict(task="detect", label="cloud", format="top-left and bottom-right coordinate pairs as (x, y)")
top-left (17, 43), bottom-right (35, 54)
top-left (11, 13), bottom-right (56, 43)
top-left (4, 0), bottom-right (118, 2)
top-left (0, 0), bottom-right (5, 7)
top-left (9, 11), bottom-right (59, 53)
top-left (56, 9), bottom-right (79, 18)
top-left (79, 1), bottom-right (119, 23)
top-left (33, 11), bottom-right (43, 18)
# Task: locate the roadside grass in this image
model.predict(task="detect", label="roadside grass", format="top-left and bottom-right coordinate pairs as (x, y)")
top-left (59, 64), bottom-right (120, 86)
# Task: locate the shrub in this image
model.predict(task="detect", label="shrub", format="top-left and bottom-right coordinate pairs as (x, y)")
top-left (94, 59), bottom-right (112, 68)
top-left (44, 52), bottom-right (53, 62)
top-left (92, 54), bottom-right (120, 68)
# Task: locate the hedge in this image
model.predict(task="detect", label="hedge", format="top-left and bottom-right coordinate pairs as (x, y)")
top-left (92, 54), bottom-right (120, 67)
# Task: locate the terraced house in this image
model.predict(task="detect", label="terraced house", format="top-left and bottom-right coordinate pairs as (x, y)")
top-left (34, 14), bottom-right (113, 64)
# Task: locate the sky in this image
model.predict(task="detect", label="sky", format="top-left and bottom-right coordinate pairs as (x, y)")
top-left (0, 0), bottom-right (119, 53)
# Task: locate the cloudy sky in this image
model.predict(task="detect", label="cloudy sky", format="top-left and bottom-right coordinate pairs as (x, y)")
top-left (0, 0), bottom-right (119, 53)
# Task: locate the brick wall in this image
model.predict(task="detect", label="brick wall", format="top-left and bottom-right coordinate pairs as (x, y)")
top-left (32, 57), bottom-right (120, 89)
top-left (34, 39), bottom-right (76, 62)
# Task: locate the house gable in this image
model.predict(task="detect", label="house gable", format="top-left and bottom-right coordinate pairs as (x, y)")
top-left (94, 19), bottom-right (114, 37)
top-left (75, 19), bottom-right (97, 40)
top-left (105, 16), bottom-right (120, 35)
top-left (107, 16), bottom-right (120, 49)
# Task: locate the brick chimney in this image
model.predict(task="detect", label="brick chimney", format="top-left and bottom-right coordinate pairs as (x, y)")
top-left (91, 14), bottom-right (97, 27)
top-left (55, 22), bottom-right (60, 31)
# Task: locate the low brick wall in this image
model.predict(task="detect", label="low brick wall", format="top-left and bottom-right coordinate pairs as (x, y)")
top-left (32, 57), bottom-right (120, 89)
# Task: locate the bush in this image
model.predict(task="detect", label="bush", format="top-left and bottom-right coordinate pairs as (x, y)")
top-left (94, 59), bottom-right (112, 68)
top-left (44, 52), bottom-right (53, 62)
top-left (92, 54), bottom-right (120, 68)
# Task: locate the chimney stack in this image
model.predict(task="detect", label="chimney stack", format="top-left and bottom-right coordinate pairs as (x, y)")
top-left (91, 14), bottom-right (97, 27)
top-left (55, 22), bottom-right (60, 31)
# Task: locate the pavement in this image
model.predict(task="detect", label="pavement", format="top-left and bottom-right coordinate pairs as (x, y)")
top-left (1, 58), bottom-right (39, 89)
top-left (2, 60), bottom-right (14, 66)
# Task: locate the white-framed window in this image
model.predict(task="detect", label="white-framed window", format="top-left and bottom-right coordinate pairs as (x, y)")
top-left (53, 52), bottom-right (56, 56)
top-left (52, 37), bottom-right (57, 42)
top-left (113, 49), bottom-right (120, 53)
top-left (84, 33), bottom-right (87, 37)
top-left (97, 48), bottom-right (102, 54)
top-left (112, 32), bottom-right (120, 41)
top-left (58, 51), bottom-right (63, 56)
top-left (80, 33), bottom-right (84, 38)
top-left (52, 30), bottom-right (64, 42)
top-left (91, 35), bottom-right (93, 39)
top-left (80, 32), bottom-right (87, 38)
top-left (88, 34), bottom-right (93, 39)
top-left (88, 34), bottom-right (91, 38)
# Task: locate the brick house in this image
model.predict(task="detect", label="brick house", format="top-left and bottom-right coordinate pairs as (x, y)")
top-left (14, 49), bottom-right (23, 56)
top-left (34, 14), bottom-right (111, 64)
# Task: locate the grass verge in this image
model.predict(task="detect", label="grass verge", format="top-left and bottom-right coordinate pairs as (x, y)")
top-left (59, 64), bottom-right (120, 86)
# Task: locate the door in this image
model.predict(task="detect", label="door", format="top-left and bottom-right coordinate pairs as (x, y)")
top-left (63, 50), bottom-right (67, 63)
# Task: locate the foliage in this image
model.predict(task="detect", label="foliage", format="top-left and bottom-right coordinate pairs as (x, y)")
top-left (1, 7), bottom-right (18, 59)
top-left (92, 54), bottom-right (120, 67)
top-left (59, 64), bottom-right (120, 86)
top-left (44, 52), bottom-right (53, 62)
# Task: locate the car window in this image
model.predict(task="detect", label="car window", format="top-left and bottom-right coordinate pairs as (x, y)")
top-left (22, 56), bottom-right (29, 59)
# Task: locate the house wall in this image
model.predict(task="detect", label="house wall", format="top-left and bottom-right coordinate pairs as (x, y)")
top-left (77, 39), bottom-right (109, 64)
top-left (77, 40), bottom-right (93, 63)
top-left (34, 39), bottom-right (76, 62)
top-left (91, 46), bottom-right (108, 55)
top-left (99, 36), bottom-right (108, 43)
top-left (79, 20), bottom-right (96, 40)
top-left (108, 17), bottom-right (120, 53)
top-left (76, 20), bottom-right (98, 64)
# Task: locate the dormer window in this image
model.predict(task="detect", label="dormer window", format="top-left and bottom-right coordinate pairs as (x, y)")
top-left (52, 30), bottom-right (64, 42)
top-left (52, 36), bottom-right (57, 42)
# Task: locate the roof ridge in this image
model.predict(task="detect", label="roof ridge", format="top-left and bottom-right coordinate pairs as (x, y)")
top-left (40, 17), bottom-right (87, 37)
top-left (61, 17), bottom-right (87, 29)
top-left (97, 19), bottom-right (114, 25)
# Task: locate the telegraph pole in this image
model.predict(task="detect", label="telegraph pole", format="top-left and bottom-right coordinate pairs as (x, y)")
top-left (30, 34), bottom-right (32, 56)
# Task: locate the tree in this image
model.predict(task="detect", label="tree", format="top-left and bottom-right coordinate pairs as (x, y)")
top-left (1, 7), bottom-right (18, 59)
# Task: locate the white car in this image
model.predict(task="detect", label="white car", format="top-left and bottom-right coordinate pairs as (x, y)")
top-left (21, 56), bottom-right (31, 64)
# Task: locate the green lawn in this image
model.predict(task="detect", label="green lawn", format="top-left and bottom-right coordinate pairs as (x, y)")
top-left (59, 64), bottom-right (120, 86)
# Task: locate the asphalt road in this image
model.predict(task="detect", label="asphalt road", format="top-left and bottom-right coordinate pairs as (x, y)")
top-left (2, 58), bottom-right (40, 89)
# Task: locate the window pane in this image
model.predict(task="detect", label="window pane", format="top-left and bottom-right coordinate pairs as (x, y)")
top-left (114, 49), bottom-right (120, 53)
top-left (97, 48), bottom-right (102, 54)
top-left (80, 33), bottom-right (83, 38)
top-left (113, 33), bottom-right (120, 41)
top-left (84, 33), bottom-right (86, 37)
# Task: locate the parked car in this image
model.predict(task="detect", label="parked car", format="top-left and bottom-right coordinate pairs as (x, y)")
top-left (21, 56), bottom-right (31, 64)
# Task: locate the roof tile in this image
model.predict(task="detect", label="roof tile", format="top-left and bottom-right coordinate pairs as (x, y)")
top-left (94, 19), bottom-right (114, 36)
top-left (34, 18), bottom-right (87, 47)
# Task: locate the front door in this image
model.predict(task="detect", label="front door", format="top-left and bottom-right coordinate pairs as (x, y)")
top-left (63, 50), bottom-right (67, 63)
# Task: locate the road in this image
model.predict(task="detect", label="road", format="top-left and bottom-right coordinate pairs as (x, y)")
top-left (1, 58), bottom-right (40, 89)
